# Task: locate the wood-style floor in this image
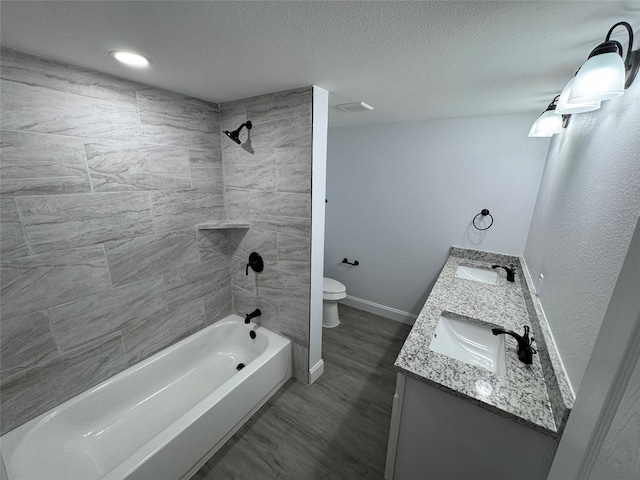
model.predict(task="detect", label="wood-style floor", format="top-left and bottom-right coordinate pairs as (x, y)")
top-left (193, 304), bottom-right (412, 480)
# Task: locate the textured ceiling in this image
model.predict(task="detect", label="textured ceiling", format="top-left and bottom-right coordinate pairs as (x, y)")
top-left (1, 1), bottom-right (639, 127)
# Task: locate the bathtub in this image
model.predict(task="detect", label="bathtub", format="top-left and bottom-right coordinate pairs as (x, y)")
top-left (0, 315), bottom-right (292, 480)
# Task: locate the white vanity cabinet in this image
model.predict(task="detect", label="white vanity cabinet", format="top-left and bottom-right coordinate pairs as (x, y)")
top-left (385, 373), bottom-right (559, 480)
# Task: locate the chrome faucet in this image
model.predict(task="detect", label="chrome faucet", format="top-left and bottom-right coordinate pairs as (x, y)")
top-left (492, 325), bottom-right (537, 364)
top-left (492, 264), bottom-right (516, 282)
top-left (244, 308), bottom-right (261, 324)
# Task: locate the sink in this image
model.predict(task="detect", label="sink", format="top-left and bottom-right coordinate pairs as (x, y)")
top-left (429, 313), bottom-right (506, 375)
top-left (455, 265), bottom-right (499, 285)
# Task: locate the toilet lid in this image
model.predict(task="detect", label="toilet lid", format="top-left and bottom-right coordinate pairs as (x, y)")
top-left (323, 278), bottom-right (346, 294)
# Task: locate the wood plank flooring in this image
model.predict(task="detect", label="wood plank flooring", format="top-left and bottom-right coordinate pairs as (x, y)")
top-left (193, 304), bottom-right (412, 480)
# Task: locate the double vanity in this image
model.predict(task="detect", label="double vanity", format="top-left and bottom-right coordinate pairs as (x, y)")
top-left (385, 248), bottom-right (574, 480)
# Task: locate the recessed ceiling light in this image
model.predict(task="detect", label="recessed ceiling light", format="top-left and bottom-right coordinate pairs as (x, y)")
top-left (336, 102), bottom-right (374, 112)
top-left (110, 50), bottom-right (151, 68)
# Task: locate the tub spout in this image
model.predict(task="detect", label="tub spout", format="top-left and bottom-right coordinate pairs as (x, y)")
top-left (245, 308), bottom-right (261, 324)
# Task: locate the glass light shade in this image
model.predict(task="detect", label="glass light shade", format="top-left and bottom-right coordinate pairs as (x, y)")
top-left (569, 52), bottom-right (625, 103)
top-left (111, 51), bottom-right (150, 68)
top-left (555, 78), bottom-right (601, 114)
top-left (528, 125), bottom-right (552, 137)
top-left (528, 110), bottom-right (563, 137)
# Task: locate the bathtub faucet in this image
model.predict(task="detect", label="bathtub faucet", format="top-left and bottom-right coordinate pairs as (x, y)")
top-left (245, 309), bottom-right (261, 324)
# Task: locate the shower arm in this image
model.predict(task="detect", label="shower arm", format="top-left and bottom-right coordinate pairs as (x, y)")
top-left (232, 121), bottom-right (252, 136)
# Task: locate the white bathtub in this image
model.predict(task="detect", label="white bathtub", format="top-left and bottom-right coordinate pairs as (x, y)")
top-left (0, 315), bottom-right (292, 480)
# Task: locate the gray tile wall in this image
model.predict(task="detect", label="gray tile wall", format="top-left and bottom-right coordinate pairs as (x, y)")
top-left (0, 49), bottom-right (230, 434)
top-left (0, 49), bottom-right (314, 434)
top-left (220, 88), bottom-right (313, 383)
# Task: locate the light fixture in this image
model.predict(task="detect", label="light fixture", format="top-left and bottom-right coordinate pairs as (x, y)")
top-left (336, 102), bottom-right (374, 112)
top-left (555, 77), bottom-right (601, 114)
top-left (110, 50), bottom-right (151, 68)
top-left (568, 21), bottom-right (639, 104)
top-left (529, 96), bottom-right (567, 138)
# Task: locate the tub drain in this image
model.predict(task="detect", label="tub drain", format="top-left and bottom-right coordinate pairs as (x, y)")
top-left (237, 363), bottom-right (245, 371)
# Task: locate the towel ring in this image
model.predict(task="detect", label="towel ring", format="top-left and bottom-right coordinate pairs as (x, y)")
top-left (473, 209), bottom-right (493, 231)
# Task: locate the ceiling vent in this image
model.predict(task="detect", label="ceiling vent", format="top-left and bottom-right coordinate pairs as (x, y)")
top-left (336, 102), bottom-right (374, 112)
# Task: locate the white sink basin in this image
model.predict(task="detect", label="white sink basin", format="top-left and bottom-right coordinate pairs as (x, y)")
top-left (455, 265), bottom-right (499, 285)
top-left (429, 313), bottom-right (506, 375)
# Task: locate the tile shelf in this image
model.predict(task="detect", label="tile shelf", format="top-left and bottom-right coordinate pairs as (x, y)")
top-left (195, 221), bottom-right (250, 230)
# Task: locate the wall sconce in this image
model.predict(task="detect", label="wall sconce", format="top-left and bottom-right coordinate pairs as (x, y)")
top-left (529, 96), bottom-right (569, 137)
top-left (555, 76), bottom-right (601, 114)
top-left (568, 21), bottom-right (639, 104)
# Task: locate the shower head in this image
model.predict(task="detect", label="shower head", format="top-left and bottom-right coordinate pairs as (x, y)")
top-left (224, 130), bottom-right (241, 144)
top-left (223, 121), bottom-right (252, 145)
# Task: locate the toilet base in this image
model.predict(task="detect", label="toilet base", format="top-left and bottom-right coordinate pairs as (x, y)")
top-left (322, 300), bottom-right (341, 328)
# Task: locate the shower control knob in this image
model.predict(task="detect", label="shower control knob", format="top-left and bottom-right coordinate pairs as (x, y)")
top-left (246, 252), bottom-right (264, 275)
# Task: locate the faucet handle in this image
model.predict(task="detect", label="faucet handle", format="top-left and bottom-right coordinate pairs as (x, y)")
top-left (522, 326), bottom-right (537, 345)
top-left (246, 252), bottom-right (264, 276)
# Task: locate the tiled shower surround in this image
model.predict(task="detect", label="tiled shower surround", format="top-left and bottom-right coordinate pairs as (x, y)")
top-left (0, 48), bottom-right (313, 434)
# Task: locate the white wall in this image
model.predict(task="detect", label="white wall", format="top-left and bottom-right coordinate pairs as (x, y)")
top-left (325, 114), bottom-right (549, 316)
top-left (309, 86), bottom-right (328, 383)
top-left (548, 218), bottom-right (640, 479)
top-left (524, 77), bottom-right (640, 393)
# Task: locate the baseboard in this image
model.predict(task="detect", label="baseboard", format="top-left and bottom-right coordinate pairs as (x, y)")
top-left (309, 359), bottom-right (324, 385)
top-left (340, 296), bottom-right (417, 325)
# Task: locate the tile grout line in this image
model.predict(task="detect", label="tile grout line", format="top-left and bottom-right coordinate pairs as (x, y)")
top-left (0, 126), bottom-right (220, 150)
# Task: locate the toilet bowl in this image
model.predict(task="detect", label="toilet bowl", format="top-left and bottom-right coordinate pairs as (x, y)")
top-left (323, 278), bottom-right (347, 328)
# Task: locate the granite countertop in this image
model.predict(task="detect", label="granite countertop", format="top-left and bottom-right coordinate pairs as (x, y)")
top-left (395, 247), bottom-right (572, 438)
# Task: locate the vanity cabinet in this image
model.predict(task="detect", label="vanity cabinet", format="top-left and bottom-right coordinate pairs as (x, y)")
top-left (385, 373), bottom-right (558, 480)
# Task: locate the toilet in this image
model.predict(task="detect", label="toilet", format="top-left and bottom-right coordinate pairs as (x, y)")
top-left (323, 277), bottom-right (347, 328)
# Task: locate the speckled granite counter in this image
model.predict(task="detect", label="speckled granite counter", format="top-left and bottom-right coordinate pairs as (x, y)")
top-left (394, 247), bottom-right (574, 438)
